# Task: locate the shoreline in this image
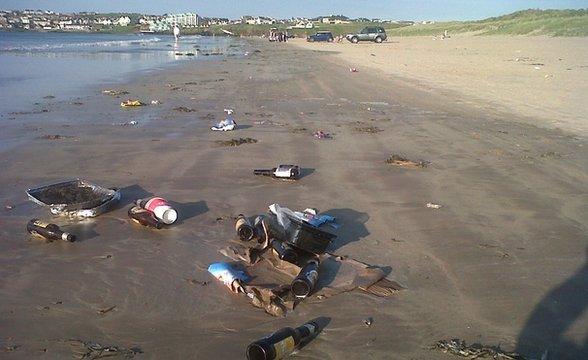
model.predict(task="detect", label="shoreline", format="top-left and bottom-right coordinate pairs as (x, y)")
top-left (0, 38), bottom-right (586, 359)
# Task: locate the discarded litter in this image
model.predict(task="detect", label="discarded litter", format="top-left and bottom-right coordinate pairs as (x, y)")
top-left (135, 197), bottom-right (178, 224)
top-left (150, 100), bottom-right (161, 105)
top-left (128, 206), bottom-right (162, 229)
top-left (350, 67), bottom-right (359, 72)
top-left (254, 165), bottom-right (300, 180)
top-left (291, 259), bottom-right (319, 298)
top-left (97, 305), bottom-right (116, 315)
top-left (272, 240), bottom-right (299, 263)
top-left (120, 99), bottom-right (144, 107)
top-left (102, 89), bottom-right (129, 96)
top-left (211, 109), bottom-right (237, 131)
top-left (213, 203), bottom-right (403, 317)
top-left (314, 130), bottom-right (332, 139)
top-left (269, 203), bottom-right (337, 254)
top-left (236, 214), bottom-right (256, 241)
top-left (27, 219), bottom-right (75, 242)
top-left (216, 138), bottom-right (258, 147)
top-left (386, 154), bottom-right (429, 168)
top-left (114, 120), bottom-right (138, 126)
top-left (432, 339), bottom-right (527, 359)
top-left (426, 203), bottom-right (442, 209)
top-left (26, 179), bottom-right (120, 218)
top-left (363, 317), bottom-right (373, 327)
top-left (246, 320), bottom-right (320, 360)
top-left (208, 262), bottom-right (250, 293)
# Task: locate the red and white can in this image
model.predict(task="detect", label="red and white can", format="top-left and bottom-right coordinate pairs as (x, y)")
top-left (137, 197), bottom-right (178, 224)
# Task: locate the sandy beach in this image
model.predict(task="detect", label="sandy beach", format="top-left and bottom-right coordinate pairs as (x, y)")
top-left (0, 37), bottom-right (587, 359)
top-left (291, 35), bottom-right (588, 135)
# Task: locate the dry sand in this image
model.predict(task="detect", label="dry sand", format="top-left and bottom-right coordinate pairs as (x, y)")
top-left (0, 38), bottom-right (586, 359)
top-left (291, 35), bottom-right (588, 135)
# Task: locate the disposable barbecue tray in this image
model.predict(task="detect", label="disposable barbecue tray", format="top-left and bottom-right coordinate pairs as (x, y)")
top-left (26, 179), bottom-right (120, 217)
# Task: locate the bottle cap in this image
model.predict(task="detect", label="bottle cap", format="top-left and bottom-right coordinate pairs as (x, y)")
top-left (162, 208), bottom-right (178, 224)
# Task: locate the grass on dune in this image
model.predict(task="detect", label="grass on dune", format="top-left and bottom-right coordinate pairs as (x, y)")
top-left (386, 9), bottom-right (588, 37)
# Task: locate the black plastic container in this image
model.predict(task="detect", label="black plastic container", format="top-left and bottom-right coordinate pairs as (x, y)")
top-left (282, 216), bottom-right (336, 255)
top-left (271, 240), bottom-right (299, 264)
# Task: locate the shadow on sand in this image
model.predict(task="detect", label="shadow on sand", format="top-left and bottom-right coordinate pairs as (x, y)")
top-left (516, 248), bottom-right (588, 359)
top-left (324, 208), bottom-right (370, 252)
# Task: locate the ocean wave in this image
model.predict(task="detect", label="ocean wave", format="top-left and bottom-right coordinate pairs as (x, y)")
top-left (1, 37), bottom-right (163, 52)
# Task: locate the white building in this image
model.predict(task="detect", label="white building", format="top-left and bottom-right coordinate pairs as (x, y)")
top-left (289, 21), bottom-right (314, 29)
top-left (165, 13), bottom-right (199, 27)
top-left (115, 16), bottom-right (131, 26)
top-left (94, 18), bottom-right (112, 26)
top-left (148, 20), bottom-right (170, 32)
top-left (243, 16), bottom-right (275, 25)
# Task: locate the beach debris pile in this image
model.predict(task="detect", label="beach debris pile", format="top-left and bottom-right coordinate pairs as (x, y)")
top-left (211, 109), bottom-right (237, 131)
top-left (216, 138), bottom-right (258, 147)
top-left (128, 197), bottom-right (178, 229)
top-left (209, 203), bottom-right (403, 317)
top-left (386, 154), bottom-right (429, 168)
top-left (69, 339), bottom-right (142, 359)
top-left (254, 164), bottom-right (301, 180)
top-left (120, 99), bottom-right (144, 107)
top-left (432, 339), bottom-right (527, 359)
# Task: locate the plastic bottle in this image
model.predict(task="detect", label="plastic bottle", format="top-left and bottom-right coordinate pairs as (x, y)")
top-left (136, 197), bottom-right (177, 224)
top-left (128, 206), bottom-right (162, 229)
top-left (235, 214), bottom-right (255, 241)
top-left (26, 219), bottom-right (75, 242)
top-left (246, 321), bottom-right (319, 360)
top-left (291, 259), bottom-right (319, 298)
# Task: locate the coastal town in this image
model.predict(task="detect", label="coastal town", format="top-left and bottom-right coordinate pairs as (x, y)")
top-left (0, 9), bottom-right (413, 33)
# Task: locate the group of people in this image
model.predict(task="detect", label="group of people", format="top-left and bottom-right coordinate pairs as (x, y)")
top-left (268, 29), bottom-right (289, 42)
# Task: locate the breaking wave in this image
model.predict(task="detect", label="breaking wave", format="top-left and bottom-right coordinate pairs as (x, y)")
top-left (1, 37), bottom-right (163, 52)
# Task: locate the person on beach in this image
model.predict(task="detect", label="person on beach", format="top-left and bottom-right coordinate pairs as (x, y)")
top-left (173, 24), bottom-right (180, 42)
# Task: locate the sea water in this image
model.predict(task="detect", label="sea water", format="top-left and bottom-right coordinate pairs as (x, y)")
top-left (0, 31), bottom-right (245, 114)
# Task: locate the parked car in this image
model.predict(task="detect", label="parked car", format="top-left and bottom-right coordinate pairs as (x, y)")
top-left (307, 31), bottom-right (334, 42)
top-left (346, 26), bottom-right (387, 43)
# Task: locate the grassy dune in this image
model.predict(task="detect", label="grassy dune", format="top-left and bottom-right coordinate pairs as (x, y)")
top-left (387, 9), bottom-right (588, 37)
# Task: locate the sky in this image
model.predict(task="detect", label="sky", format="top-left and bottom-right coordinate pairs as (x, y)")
top-left (1, 0), bottom-right (586, 21)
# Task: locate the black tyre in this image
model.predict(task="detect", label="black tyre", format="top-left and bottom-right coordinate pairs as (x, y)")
top-left (375, 36), bottom-right (383, 43)
top-left (351, 37), bottom-right (359, 44)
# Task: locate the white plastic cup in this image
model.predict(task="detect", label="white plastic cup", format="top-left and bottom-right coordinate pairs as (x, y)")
top-left (142, 197), bottom-right (178, 224)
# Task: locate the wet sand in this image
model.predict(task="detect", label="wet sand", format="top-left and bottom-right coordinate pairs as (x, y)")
top-left (0, 39), bottom-right (586, 359)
